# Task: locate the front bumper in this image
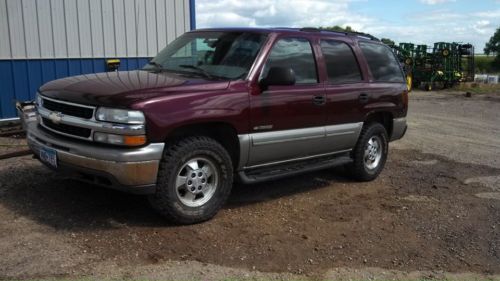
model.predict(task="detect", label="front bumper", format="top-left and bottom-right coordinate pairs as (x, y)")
top-left (26, 121), bottom-right (164, 194)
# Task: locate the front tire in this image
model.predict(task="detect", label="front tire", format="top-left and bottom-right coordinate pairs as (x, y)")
top-left (148, 136), bottom-right (233, 224)
top-left (348, 123), bottom-right (388, 181)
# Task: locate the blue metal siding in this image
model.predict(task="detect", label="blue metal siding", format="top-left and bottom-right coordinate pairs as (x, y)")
top-left (0, 61), bottom-right (15, 118)
top-left (0, 0), bottom-right (195, 119)
top-left (190, 0), bottom-right (196, 30)
top-left (0, 58), bottom-right (151, 118)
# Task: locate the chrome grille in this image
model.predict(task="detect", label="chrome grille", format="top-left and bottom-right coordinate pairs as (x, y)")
top-left (42, 98), bottom-right (94, 119)
top-left (41, 117), bottom-right (92, 138)
top-left (36, 94), bottom-right (146, 142)
top-left (38, 96), bottom-right (96, 140)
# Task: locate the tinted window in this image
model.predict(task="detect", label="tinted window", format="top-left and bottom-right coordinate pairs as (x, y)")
top-left (261, 37), bottom-right (318, 84)
top-left (321, 40), bottom-right (362, 83)
top-left (359, 42), bottom-right (405, 82)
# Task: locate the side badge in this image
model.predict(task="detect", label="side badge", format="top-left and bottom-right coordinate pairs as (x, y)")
top-left (253, 125), bottom-right (273, 131)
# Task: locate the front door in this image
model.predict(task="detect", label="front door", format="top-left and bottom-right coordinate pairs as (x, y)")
top-left (247, 36), bottom-right (327, 167)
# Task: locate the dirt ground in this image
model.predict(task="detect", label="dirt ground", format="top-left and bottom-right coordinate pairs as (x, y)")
top-left (0, 90), bottom-right (499, 281)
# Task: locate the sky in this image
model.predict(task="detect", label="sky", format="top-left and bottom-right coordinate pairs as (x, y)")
top-left (195, 0), bottom-right (500, 53)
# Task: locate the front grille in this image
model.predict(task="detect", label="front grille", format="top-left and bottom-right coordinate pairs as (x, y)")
top-left (42, 117), bottom-right (92, 138)
top-left (42, 98), bottom-right (94, 119)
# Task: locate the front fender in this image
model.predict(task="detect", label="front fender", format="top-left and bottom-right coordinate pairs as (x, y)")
top-left (139, 91), bottom-right (250, 142)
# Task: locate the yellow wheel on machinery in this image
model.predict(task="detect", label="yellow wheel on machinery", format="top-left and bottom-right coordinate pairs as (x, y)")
top-left (442, 49), bottom-right (450, 57)
top-left (406, 74), bottom-right (413, 92)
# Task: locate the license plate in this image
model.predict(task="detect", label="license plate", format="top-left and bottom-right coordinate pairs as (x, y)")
top-left (40, 146), bottom-right (57, 168)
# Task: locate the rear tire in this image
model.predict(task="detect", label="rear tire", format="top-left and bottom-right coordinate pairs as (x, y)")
top-left (347, 123), bottom-right (388, 181)
top-left (148, 136), bottom-right (233, 224)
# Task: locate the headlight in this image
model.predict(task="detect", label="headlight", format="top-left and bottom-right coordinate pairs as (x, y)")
top-left (95, 107), bottom-right (145, 124)
top-left (35, 93), bottom-right (43, 107)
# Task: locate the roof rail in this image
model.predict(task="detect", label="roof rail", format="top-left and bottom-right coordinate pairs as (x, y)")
top-left (298, 27), bottom-right (380, 41)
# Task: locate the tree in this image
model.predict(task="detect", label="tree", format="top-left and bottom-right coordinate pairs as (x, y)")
top-left (320, 25), bottom-right (355, 33)
top-left (484, 27), bottom-right (500, 71)
top-left (381, 38), bottom-right (395, 46)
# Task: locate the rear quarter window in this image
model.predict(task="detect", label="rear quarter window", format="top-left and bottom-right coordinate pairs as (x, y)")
top-left (359, 42), bottom-right (405, 83)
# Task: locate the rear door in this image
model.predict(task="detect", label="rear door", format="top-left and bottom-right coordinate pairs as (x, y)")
top-left (320, 38), bottom-right (366, 152)
top-left (247, 36), bottom-right (327, 167)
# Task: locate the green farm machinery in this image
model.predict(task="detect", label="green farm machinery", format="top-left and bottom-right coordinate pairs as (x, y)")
top-left (390, 42), bottom-right (475, 91)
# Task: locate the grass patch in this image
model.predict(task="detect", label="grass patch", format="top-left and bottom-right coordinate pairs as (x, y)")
top-left (475, 55), bottom-right (498, 74)
top-left (454, 82), bottom-right (500, 94)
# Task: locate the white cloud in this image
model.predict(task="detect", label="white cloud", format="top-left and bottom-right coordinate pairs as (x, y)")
top-left (419, 0), bottom-right (456, 5)
top-left (473, 20), bottom-right (493, 34)
top-left (196, 0), bottom-right (499, 52)
top-left (196, 0), bottom-right (372, 29)
top-left (473, 9), bottom-right (500, 18)
top-left (409, 9), bottom-right (462, 21)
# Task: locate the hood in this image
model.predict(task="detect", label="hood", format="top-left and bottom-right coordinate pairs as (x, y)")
top-left (39, 71), bottom-right (230, 107)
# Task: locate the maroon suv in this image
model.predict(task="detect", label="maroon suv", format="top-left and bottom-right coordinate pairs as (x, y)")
top-left (25, 28), bottom-right (408, 224)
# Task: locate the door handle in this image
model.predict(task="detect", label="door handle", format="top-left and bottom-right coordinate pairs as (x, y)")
top-left (312, 95), bottom-right (326, 106)
top-left (359, 93), bottom-right (369, 103)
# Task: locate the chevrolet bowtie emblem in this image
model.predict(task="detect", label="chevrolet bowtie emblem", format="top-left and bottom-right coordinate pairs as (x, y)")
top-left (48, 111), bottom-right (63, 124)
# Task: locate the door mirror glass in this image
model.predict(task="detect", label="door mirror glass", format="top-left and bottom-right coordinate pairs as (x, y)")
top-left (260, 66), bottom-right (296, 89)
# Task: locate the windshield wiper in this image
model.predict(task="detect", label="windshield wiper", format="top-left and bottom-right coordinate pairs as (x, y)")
top-left (145, 61), bottom-right (165, 72)
top-left (178, 65), bottom-right (218, 80)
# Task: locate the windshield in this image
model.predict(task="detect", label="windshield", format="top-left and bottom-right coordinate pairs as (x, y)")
top-left (143, 31), bottom-right (268, 80)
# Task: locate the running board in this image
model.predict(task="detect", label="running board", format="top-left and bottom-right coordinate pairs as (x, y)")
top-left (237, 155), bottom-right (352, 184)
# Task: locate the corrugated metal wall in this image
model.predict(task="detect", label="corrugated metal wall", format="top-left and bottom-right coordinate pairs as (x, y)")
top-left (0, 0), bottom-right (192, 59)
top-left (0, 0), bottom-right (195, 119)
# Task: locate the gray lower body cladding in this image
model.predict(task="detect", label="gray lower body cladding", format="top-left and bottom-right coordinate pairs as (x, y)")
top-left (237, 118), bottom-right (407, 172)
top-left (237, 122), bottom-right (364, 170)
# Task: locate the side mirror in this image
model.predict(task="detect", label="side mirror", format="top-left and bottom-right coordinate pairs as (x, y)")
top-left (260, 66), bottom-right (295, 90)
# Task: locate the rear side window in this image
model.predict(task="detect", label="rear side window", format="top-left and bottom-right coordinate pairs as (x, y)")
top-left (261, 37), bottom-right (318, 84)
top-left (359, 42), bottom-right (405, 83)
top-left (320, 40), bottom-right (362, 84)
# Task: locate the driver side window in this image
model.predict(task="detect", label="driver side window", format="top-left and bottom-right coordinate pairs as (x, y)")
top-left (261, 37), bottom-right (318, 84)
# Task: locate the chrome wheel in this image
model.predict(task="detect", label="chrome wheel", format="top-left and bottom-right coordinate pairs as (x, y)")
top-left (175, 157), bottom-right (219, 207)
top-left (364, 136), bottom-right (382, 170)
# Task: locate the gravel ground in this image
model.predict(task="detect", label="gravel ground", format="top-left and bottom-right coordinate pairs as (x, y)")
top-left (0, 90), bottom-right (499, 280)
top-left (396, 90), bottom-right (500, 169)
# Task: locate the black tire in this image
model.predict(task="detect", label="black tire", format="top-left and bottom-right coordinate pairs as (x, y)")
top-left (148, 136), bottom-right (233, 224)
top-left (347, 123), bottom-right (388, 181)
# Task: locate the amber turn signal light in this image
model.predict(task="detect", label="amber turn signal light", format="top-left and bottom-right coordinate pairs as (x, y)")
top-left (94, 132), bottom-right (147, 146)
top-left (123, 135), bottom-right (147, 146)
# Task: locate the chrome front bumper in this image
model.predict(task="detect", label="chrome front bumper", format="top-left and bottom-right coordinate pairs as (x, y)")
top-left (26, 121), bottom-right (164, 194)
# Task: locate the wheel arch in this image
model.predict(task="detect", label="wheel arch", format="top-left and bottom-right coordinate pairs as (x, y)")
top-left (165, 122), bottom-right (240, 169)
top-left (364, 111), bottom-right (393, 138)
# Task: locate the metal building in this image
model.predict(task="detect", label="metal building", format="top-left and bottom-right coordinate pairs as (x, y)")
top-left (0, 0), bottom-right (196, 120)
